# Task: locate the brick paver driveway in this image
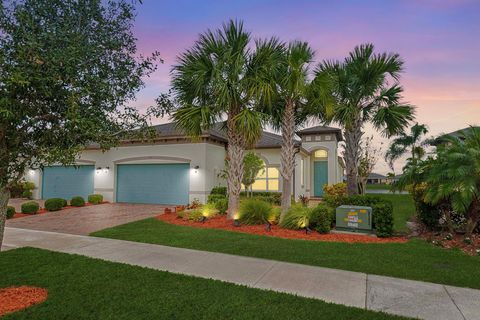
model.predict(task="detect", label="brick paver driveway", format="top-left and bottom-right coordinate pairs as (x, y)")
top-left (6, 203), bottom-right (168, 235)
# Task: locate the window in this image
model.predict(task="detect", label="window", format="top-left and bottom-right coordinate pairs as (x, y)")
top-left (249, 163), bottom-right (280, 192)
top-left (314, 149), bottom-right (328, 159)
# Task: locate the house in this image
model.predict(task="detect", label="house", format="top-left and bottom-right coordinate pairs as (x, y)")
top-left (367, 173), bottom-right (387, 184)
top-left (25, 123), bottom-right (344, 205)
top-left (433, 126), bottom-right (479, 145)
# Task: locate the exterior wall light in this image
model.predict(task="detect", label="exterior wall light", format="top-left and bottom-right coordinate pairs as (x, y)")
top-left (193, 165), bottom-right (199, 173)
top-left (103, 166), bottom-right (110, 173)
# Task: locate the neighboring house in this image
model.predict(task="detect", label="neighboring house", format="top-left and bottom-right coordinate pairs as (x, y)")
top-left (25, 123), bottom-right (344, 205)
top-left (433, 126), bottom-right (479, 145)
top-left (367, 173), bottom-right (387, 184)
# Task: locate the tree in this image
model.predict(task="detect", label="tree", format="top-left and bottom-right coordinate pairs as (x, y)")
top-left (266, 41), bottom-right (315, 216)
top-left (0, 0), bottom-right (160, 247)
top-left (242, 152), bottom-right (265, 197)
top-left (313, 44), bottom-right (414, 195)
top-left (385, 123), bottom-right (429, 170)
top-left (357, 136), bottom-right (381, 195)
top-left (424, 127), bottom-right (480, 237)
top-left (162, 20), bottom-right (282, 218)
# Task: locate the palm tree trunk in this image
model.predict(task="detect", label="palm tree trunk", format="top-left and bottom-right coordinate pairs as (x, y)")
top-left (226, 114), bottom-right (245, 219)
top-left (0, 187), bottom-right (10, 249)
top-left (465, 197), bottom-right (479, 238)
top-left (280, 100), bottom-right (295, 218)
top-left (344, 119), bottom-right (363, 196)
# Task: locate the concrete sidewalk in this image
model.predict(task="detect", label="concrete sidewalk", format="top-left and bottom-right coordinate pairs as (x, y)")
top-left (2, 227), bottom-right (479, 320)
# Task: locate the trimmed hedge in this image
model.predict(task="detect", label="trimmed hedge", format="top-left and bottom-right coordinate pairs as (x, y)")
top-left (21, 201), bottom-right (39, 214)
top-left (325, 195), bottom-right (394, 237)
top-left (207, 194), bottom-right (226, 204)
top-left (88, 194), bottom-right (103, 205)
top-left (214, 198), bottom-right (228, 214)
top-left (45, 198), bottom-right (65, 211)
top-left (238, 199), bottom-right (272, 225)
top-left (310, 205), bottom-right (333, 234)
top-left (70, 196), bottom-right (85, 207)
top-left (6, 206), bottom-right (16, 219)
top-left (240, 192), bottom-right (281, 205)
top-left (22, 190), bottom-right (33, 199)
top-left (210, 186), bottom-right (227, 196)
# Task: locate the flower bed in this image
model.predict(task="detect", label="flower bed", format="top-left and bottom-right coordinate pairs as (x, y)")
top-left (420, 232), bottom-right (480, 256)
top-left (157, 213), bottom-right (407, 244)
top-left (10, 201), bottom-right (109, 219)
top-left (0, 286), bottom-right (48, 316)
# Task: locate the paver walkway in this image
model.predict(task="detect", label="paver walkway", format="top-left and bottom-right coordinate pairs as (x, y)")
top-left (6, 203), bottom-right (168, 234)
top-left (2, 227), bottom-right (479, 320)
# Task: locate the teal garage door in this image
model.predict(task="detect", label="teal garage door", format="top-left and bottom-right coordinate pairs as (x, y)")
top-left (42, 165), bottom-right (95, 199)
top-left (116, 163), bottom-right (189, 205)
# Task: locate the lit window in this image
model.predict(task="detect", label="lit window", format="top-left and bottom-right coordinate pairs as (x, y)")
top-left (246, 162), bottom-right (280, 192)
top-left (314, 150), bottom-right (328, 158)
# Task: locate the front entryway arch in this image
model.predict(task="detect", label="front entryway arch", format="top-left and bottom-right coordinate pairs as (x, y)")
top-left (313, 149), bottom-right (329, 197)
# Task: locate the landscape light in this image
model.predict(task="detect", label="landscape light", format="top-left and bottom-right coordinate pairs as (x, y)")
top-left (264, 222), bottom-right (271, 231)
top-left (305, 227), bottom-right (312, 235)
top-left (233, 219), bottom-right (241, 227)
top-left (199, 216), bottom-right (207, 223)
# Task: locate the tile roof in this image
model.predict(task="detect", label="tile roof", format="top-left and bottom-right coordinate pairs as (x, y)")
top-left (296, 125), bottom-right (343, 141)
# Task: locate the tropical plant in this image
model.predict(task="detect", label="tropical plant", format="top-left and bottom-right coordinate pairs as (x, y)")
top-left (385, 123), bottom-right (429, 170)
top-left (162, 20), bottom-right (283, 218)
top-left (238, 199), bottom-right (272, 225)
top-left (265, 41), bottom-right (316, 216)
top-left (323, 183), bottom-right (347, 197)
top-left (0, 0), bottom-right (160, 248)
top-left (279, 204), bottom-right (312, 230)
top-left (313, 43), bottom-right (414, 195)
top-left (423, 127), bottom-right (480, 237)
top-left (242, 152), bottom-right (265, 197)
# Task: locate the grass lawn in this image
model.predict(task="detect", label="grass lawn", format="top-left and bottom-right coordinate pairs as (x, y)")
top-left (92, 218), bottom-right (480, 289)
top-left (375, 194), bottom-right (415, 233)
top-left (0, 248), bottom-right (408, 320)
top-left (366, 184), bottom-right (391, 190)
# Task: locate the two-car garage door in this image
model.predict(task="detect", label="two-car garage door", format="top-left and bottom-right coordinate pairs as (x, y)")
top-left (116, 163), bottom-right (189, 205)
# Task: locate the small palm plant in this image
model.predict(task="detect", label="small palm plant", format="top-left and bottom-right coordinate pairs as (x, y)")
top-left (424, 127), bottom-right (480, 237)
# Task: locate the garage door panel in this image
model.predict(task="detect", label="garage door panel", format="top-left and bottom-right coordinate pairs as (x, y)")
top-left (116, 164), bottom-right (189, 205)
top-left (42, 166), bottom-right (94, 199)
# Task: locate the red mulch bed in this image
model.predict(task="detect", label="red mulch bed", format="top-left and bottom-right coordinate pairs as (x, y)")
top-left (419, 232), bottom-right (480, 256)
top-left (157, 213), bottom-right (407, 244)
top-left (0, 286), bottom-right (48, 317)
top-left (10, 201), bottom-right (109, 220)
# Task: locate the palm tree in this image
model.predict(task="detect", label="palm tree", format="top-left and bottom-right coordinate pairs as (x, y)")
top-left (313, 43), bottom-right (415, 195)
top-left (424, 127), bottom-right (480, 237)
top-left (266, 41), bottom-right (315, 216)
top-left (169, 20), bottom-right (282, 218)
top-left (385, 123), bottom-right (429, 170)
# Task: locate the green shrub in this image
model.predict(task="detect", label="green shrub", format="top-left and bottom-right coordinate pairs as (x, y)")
top-left (6, 206), bottom-right (16, 219)
top-left (10, 181), bottom-right (24, 198)
top-left (88, 194), bottom-right (103, 204)
top-left (21, 201), bottom-right (39, 214)
top-left (269, 206), bottom-right (281, 224)
top-left (188, 209), bottom-right (204, 222)
top-left (323, 183), bottom-right (347, 197)
top-left (207, 194), bottom-right (226, 204)
top-left (21, 190), bottom-right (33, 199)
top-left (23, 181), bottom-right (35, 190)
top-left (280, 205), bottom-right (312, 230)
top-left (70, 196), bottom-right (85, 207)
top-left (215, 198), bottom-right (228, 214)
top-left (240, 192), bottom-right (281, 205)
top-left (310, 205), bottom-right (333, 234)
top-left (238, 199), bottom-right (272, 225)
top-left (61, 199), bottom-right (68, 207)
top-left (210, 186), bottom-right (227, 196)
top-left (373, 203), bottom-right (394, 237)
top-left (44, 198), bottom-right (65, 211)
top-left (201, 203), bottom-right (218, 218)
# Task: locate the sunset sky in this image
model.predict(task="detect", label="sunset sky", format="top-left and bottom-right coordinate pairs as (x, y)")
top-left (131, 0), bottom-right (480, 174)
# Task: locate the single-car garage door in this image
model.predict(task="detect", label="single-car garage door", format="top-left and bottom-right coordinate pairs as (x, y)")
top-left (116, 163), bottom-right (189, 205)
top-left (42, 165), bottom-right (95, 199)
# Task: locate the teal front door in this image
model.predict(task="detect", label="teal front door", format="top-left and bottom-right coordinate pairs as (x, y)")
top-left (314, 161), bottom-right (328, 197)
